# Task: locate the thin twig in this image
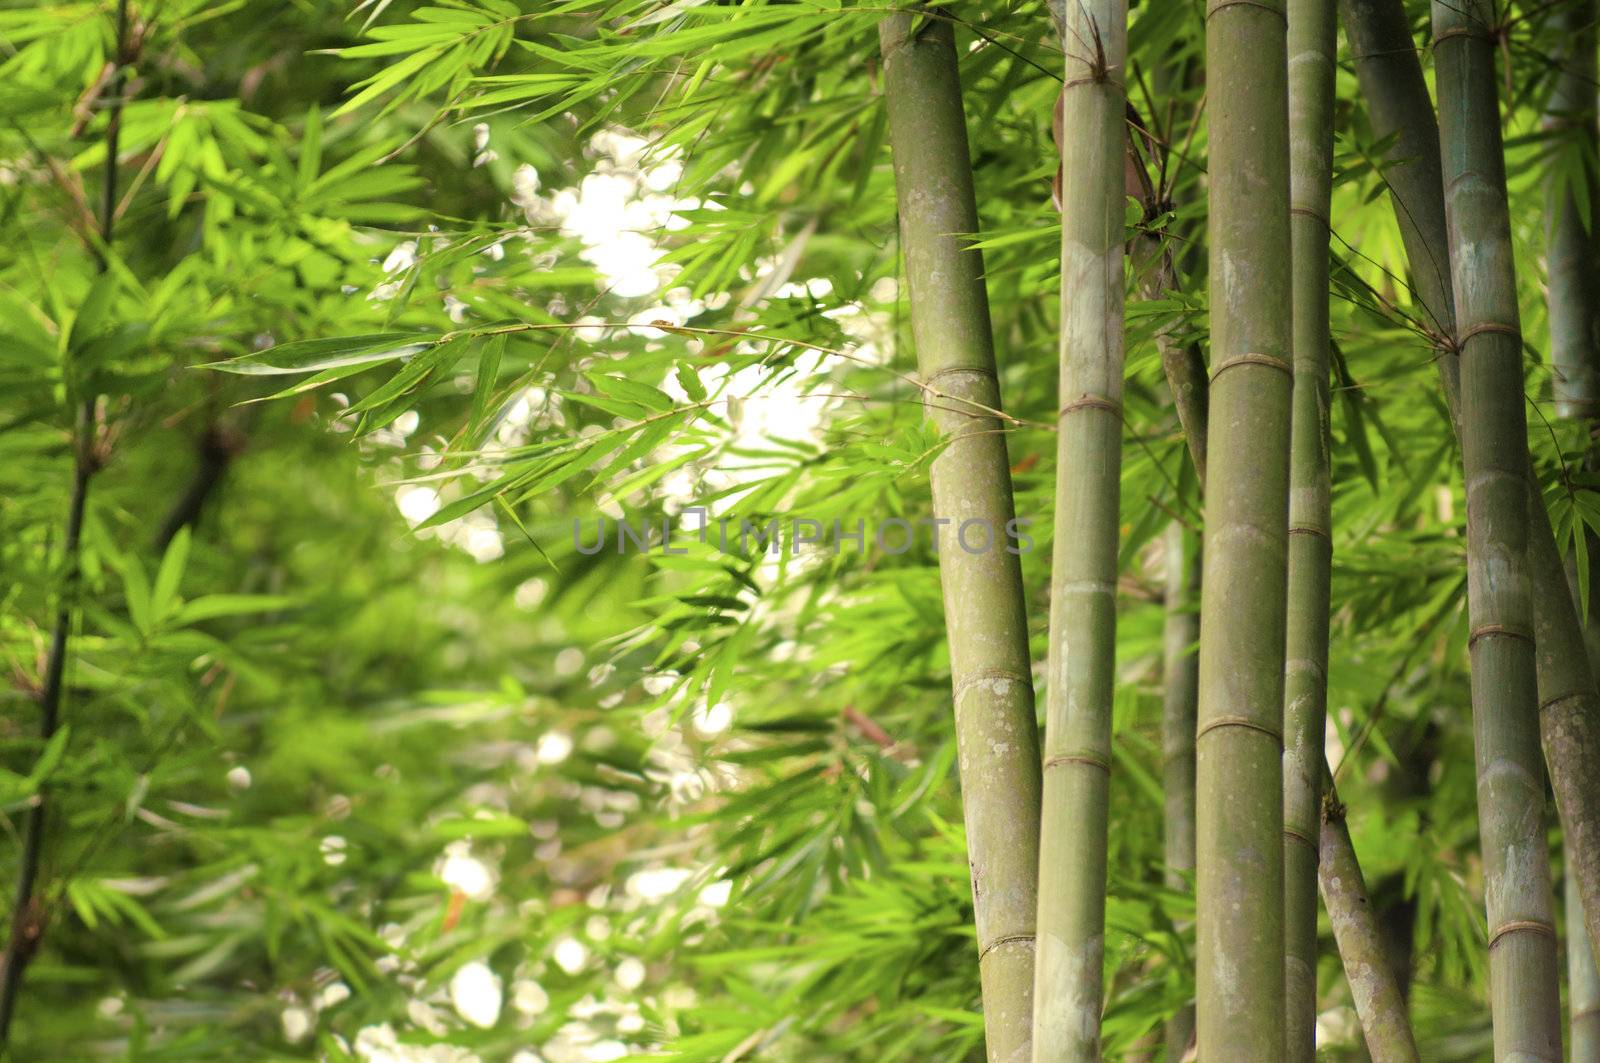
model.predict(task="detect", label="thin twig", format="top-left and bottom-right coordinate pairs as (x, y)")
top-left (0, 0), bottom-right (129, 1044)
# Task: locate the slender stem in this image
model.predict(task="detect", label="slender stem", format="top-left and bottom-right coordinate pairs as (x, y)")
top-left (1282, 0), bottom-right (1336, 1058)
top-left (1433, 1), bottom-right (1563, 1056)
top-left (153, 426), bottom-right (243, 552)
top-left (1317, 776), bottom-right (1422, 1063)
top-left (1195, 0), bottom-right (1294, 1055)
top-left (1160, 518), bottom-right (1198, 1063)
top-left (877, 13), bottom-right (1043, 1059)
top-left (0, 0), bottom-right (128, 1045)
top-left (1033, 3), bottom-right (1127, 1058)
top-left (1120, 76), bottom-right (1203, 1061)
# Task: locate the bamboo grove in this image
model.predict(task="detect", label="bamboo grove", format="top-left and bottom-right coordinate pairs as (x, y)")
top-left (10, 0), bottom-right (1600, 1059)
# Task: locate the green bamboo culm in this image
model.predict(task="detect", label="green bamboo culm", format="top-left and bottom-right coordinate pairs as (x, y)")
top-left (1318, 776), bottom-right (1422, 1063)
top-left (1346, 0), bottom-right (1600, 976)
top-left (1033, 1), bottom-right (1127, 1058)
top-left (1145, 30), bottom-right (1409, 1043)
top-left (1543, 0), bottom-right (1600, 426)
top-left (877, 14), bottom-right (1044, 1060)
top-left (1540, 3), bottom-right (1600, 1052)
top-left (1161, 518), bottom-right (1198, 1063)
top-left (1281, 0), bottom-right (1335, 1057)
top-left (1195, 0), bottom-right (1294, 1054)
top-left (1571, 869), bottom-right (1600, 1060)
top-left (1136, 45), bottom-right (1413, 1042)
top-left (1432, 1), bottom-right (1563, 1057)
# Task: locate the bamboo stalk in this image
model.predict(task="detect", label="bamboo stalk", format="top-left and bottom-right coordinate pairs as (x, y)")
top-left (1318, 777), bottom-right (1422, 1063)
top-left (1529, 450), bottom-right (1600, 1011)
top-left (1033, 3), bottom-right (1128, 1057)
top-left (1195, 0), bottom-right (1294, 1055)
top-left (0, 0), bottom-right (128, 1045)
top-left (1543, 0), bottom-right (1600, 427)
top-left (1432, 1), bottom-right (1563, 1055)
top-left (1138, 97), bottom-right (1418, 1060)
top-left (1540, 4), bottom-right (1600, 1051)
top-left (1572, 868), bottom-right (1600, 1061)
top-left (1529, 462), bottom-right (1600, 1060)
top-left (1347, 0), bottom-right (1600, 989)
top-left (1139, 125), bottom-right (1418, 1063)
top-left (878, 14), bottom-right (1043, 1060)
top-left (1282, 1), bottom-right (1336, 1058)
top-left (1161, 519), bottom-right (1198, 1062)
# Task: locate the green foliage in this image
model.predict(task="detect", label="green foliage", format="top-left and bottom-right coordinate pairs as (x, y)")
top-left (1, 0), bottom-right (1596, 1058)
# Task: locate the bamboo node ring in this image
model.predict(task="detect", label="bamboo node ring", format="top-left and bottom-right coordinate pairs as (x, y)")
top-left (1281, 825), bottom-right (1317, 848)
top-left (1196, 715), bottom-right (1282, 743)
top-left (1487, 919), bottom-right (1555, 949)
top-left (924, 365), bottom-right (997, 388)
top-left (952, 668), bottom-right (1032, 702)
top-left (1059, 396), bottom-right (1121, 417)
top-left (1467, 623), bottom-right (1534, 649)
top-left (1043, 752), bottom-right (1112, 774)
top-left (1210, 353), bottom-right (1292, 381)
top-left (1288, 524), bottom-right (1332, 541)
top-left (1061, 74), bottom-right (1125, 92)
top-left (1457, 321), bottom-right (1520, 345)
top-left (1432, 25), bottom-right (1494, 47)
top-left (1205, 0), bottom-right (1286, 22)
top-left (979, 933), bottom-right (1036, 960)
top-left (1288, 206), bottom-right (1330, 227)
top-left (1539, 690), bottom-right (1586, 714)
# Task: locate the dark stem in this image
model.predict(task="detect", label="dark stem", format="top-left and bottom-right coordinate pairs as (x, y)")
top-left (153, 426), bottom-right (243, 552)
top-left (0, 0), bottom-right (129, 1044)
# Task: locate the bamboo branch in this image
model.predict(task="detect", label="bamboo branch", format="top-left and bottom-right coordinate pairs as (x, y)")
top-left (877, 13), bottom-right (1043, 1059)
top-left (0, 0), bottom-right (130, 1045)
top-left (1317, 776), bottom-right (1421, 1063)
top-left (153, 425), bottom-right (244, 552)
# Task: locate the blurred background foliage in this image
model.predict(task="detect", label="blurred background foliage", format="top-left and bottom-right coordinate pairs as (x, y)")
top-left (0, 0), bottom-right (1595, 1058)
